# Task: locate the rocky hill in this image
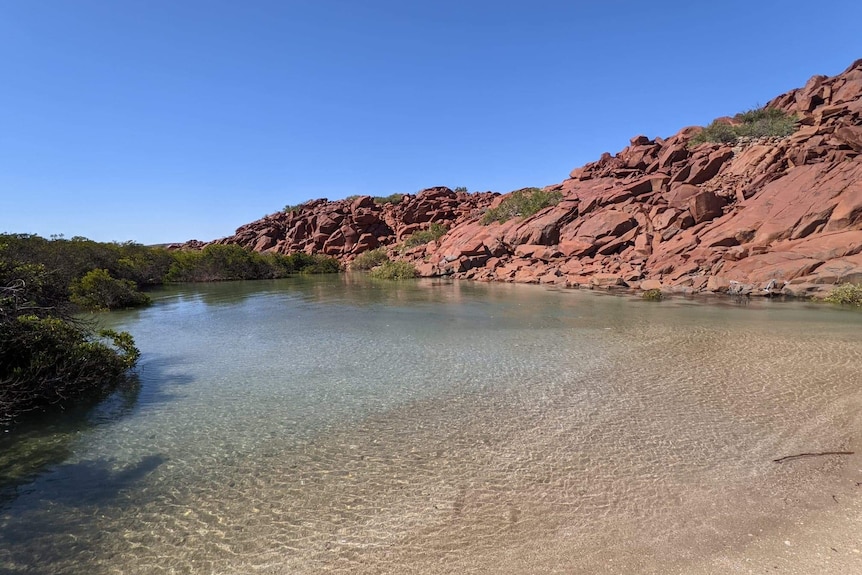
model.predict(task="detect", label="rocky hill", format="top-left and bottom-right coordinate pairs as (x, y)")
top-left (189, 59), bottom-right (862, 297)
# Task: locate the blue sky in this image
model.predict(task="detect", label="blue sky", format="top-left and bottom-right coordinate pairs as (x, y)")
top-left (2, 1), bottom-right (860, 245)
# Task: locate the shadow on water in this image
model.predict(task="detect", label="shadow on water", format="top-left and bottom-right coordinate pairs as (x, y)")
top-left (0, 355), bottom-right (193, 509)
top-left (0, 454), bottom-right (166, 573)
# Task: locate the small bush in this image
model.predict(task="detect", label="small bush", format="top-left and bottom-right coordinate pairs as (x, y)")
top-left (369, 261), bottom-right (417, 280)
top-left (297, 255), bottom-right (342, 274)
top-left (690, 106), bottom-right (798, 146)
top-left (403, 223), bottom-right (448, 248)
top-left (454, 186), bottom-right (468, 193)
top-left (373, 194), bottom-right (404, 205)
top-left (823, 283), bottom-right (862, 307)
top-left (481, 188), bottom-right (563, 225)
top-left (351, 248), bottom-right (389, 271)
top-left (0, 315), bottom-right (140, 427)
top-left (70, 269), bottom-right (151, 311)
top-left (284, 201), bottom-right (311, 213)
top-left (641, 289), bottom-right (663, 301)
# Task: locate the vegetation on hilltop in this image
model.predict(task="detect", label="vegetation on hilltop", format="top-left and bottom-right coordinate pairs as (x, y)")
top-left (373, 193), bottom-right (404, 205)
top-left (690, 106), bottom-right (799, 146)
top-left (481, 188), bottom-right (563, 225)
top-left (402, 223), bottom-right (448, 249)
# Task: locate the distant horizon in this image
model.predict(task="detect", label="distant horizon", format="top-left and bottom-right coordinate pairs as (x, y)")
top-left (2, 1), bottom-right (861, 245)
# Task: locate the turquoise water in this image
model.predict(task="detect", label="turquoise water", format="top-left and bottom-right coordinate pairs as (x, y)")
top-left (1, 275), bottom-right (861, 574)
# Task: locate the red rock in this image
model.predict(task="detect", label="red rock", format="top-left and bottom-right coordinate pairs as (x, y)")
top-left (572, 209), bottom-right (637, 241)
top-left (189, 60), bottom-right (862, 296)
top-left (825, 177), bottom-right (862, 231)
top-left (721, 253), bottom-right (824, 283)
top-left (354, 233), bottom-right (379, 252)
top-left (687, 190), bottom-right (727, 224)
top-left (590, 274), bottom-right (625, 288)
top-left (253, 236), bottom-right (276, 251)
top-left (684, 150), bottom-right (728, 185)
top-left (806, 253), bottom-right (862, 284)
top-left (502, 203), bottom-right (578, 246)
top-left (653, 208), bottom-right (678, 231)
top-left (639, 279), bottom-right (663, 291)
top-left (705, 276), bottom-right (732, 293)
top-left (666, 184), bottom-right (701, 209)
top-left (633, 232), bottom-right (652, 256)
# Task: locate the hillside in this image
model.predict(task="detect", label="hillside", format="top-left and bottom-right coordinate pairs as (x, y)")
top-left (189, 59), bottom-right (862, 297)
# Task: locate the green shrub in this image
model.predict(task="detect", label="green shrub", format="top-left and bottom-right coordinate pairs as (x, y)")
top-left (690, 106), bottom-right (798, 146)
top-left (454, 186), bottom-right (468, 193)
top-left (70, 269), bottom-right (151, 311)
top-left (481, 188), bottom-right (563, 225)
top-left (351, 248), bottom-right (389, 271)
top-left (823, 283), bottom-right (862, 307)
top-left (641, 288), bottom-right (663, 301)
top-left (373, 193), bottom-right (404, 205)
top-left (369, 260), bottom-right (418, 280)
top-left (284, 201), bottom-right (312, 213)
top-left (1, 259), bottom-right (140, 428)
top-left (402, 223), bottom-right (448, 248)
top-left (0, 315), bottom-right (140, 427)
top-left (296, 254), bottom-right (342, 274)
top-left (166, 245), bottom-right (340, 282)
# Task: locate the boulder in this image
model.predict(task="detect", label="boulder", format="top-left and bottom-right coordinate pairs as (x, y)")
top-left (687, 190), bottom-right (727, 224)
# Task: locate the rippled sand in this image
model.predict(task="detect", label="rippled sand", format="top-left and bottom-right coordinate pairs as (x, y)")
top-left (1, 278), bottom-right (861, 574)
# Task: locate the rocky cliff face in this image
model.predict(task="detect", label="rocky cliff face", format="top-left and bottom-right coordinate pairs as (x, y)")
top-left (193, 59), bottom-right (862, 297)
top-left (200, 187), bottom-right (497, 261)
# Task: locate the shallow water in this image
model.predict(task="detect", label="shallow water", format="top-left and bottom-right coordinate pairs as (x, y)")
top-left (2, 275), bottom-right (861, 574)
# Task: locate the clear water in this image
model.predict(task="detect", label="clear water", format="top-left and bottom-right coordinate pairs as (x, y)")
top-left (1, 275), bottom-right (861, 574)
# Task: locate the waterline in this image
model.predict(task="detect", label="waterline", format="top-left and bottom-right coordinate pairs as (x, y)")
top-left (2, 276), bottom-right (861, 574)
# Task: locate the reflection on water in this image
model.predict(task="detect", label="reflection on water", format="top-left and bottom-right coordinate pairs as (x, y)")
top-left (1, 275), bottom-right (861, 574)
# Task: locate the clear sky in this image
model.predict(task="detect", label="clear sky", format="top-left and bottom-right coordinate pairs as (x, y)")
top-left (2, 1), bottom-right (860, 245)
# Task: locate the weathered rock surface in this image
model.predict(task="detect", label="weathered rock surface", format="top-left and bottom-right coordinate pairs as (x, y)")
top-left (178, 188), bottom-right (497, 260)
top-left (183, 59), bottom-right (862, 299)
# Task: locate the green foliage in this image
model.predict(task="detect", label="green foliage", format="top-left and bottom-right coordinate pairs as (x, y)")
top-left (1, 233), bottom-right (340, 293)
top-left (823, 283), bottom-right (862, 307)
top-left (402, 223), bottom-right (448, 248)
top-left (373, 194), bottom-right (404, 205)
top-left (0, 256), bottom-right (139, 428)
top-left (292, 253), bottom-right (342, 274)
top-left (284, 201), bottom-right (313, 213)
top-left (690, 106), bottom-right (798, 146)
top-left (70, 269), bottom-right (151, 311)
top-left (351, 248), bottom-right (389, 271)
top-left (691, 121), bottom-right (739, 144)
top-left (481, 188), bottom-right (563, 225)
top-left (454, 186), bottom-right (468, 193)
top-left (641, 289), bottom-right (663, 301)
top-left (165, 244), bottom-right (340, 282)
top-left (368, 260), bottom-right (418, 280)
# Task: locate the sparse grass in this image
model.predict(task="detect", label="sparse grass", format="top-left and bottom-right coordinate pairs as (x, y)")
top-left (402, 223), bottom-right (447, 248)
top-left (641, 289), bottom-right (663, 301)
top-left (690, 106), bottom-right (798, 146)
top-left (373, 194), bottom-right (404, 205)
top-left (351, 248), bottom-right (389, 271)
top-left (481, 188), bottom-right (563, 225)
top-left (284, 201), bottom-right (312, 213)
top-left (823, 283), bottom-right (862, 307)
top-left (369, 261), bottom-right (418, 280)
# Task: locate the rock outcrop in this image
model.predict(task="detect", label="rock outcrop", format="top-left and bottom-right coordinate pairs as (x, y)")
top-left (185, 59), bottom-right (862, 298)
top-left (185, 187), bottom-right (497, 261)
